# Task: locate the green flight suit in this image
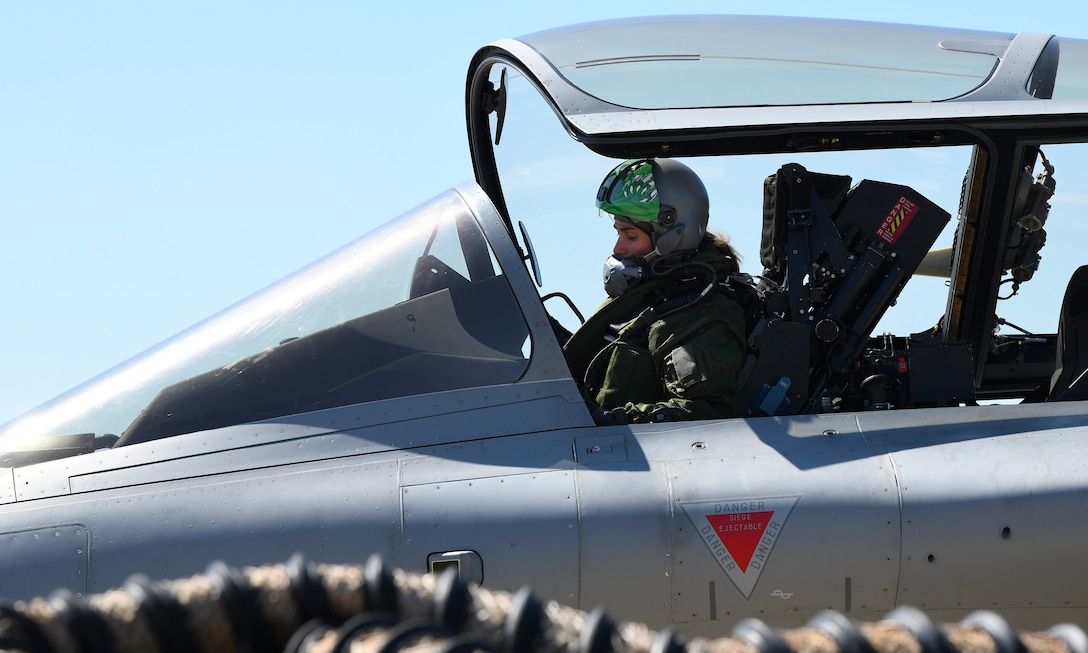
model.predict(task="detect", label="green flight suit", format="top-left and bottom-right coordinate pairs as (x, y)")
top-left (574, 243), bottom-right (747, 423)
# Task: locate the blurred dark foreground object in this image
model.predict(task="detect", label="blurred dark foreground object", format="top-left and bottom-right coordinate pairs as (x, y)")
top-left (0, 553), bottom-right (1083, 653)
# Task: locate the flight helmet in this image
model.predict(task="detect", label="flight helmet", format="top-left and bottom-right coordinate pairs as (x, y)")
top-left (595, 158), bottom-right (709, 259)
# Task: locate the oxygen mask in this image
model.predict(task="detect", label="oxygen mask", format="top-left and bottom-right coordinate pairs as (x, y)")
top-left (603, 256), bottom-right (648, 298)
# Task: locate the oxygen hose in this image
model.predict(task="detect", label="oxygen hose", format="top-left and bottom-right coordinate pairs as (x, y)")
top-left (0, 553), bottom-right (1082, 653)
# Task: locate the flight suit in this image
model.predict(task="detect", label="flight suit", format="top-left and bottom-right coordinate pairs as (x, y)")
top-left (576, 242), bottom-right (747, 423)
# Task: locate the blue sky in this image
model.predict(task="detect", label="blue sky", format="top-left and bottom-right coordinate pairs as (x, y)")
top-left (2, 1), bottom-right (1085, 424)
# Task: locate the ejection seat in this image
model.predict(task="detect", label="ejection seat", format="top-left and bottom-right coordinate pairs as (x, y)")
top-left (1048, 265), bottom-right (1088, 401)
top-left (737, 163), bottom-right (953, 416)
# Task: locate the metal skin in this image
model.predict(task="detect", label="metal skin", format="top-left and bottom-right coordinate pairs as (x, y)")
top-left (2, 16), bottom-right (1088, 639)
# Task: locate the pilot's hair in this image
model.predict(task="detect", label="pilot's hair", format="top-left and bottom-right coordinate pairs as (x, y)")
top-left (705, 231), bottom-right (741, 273)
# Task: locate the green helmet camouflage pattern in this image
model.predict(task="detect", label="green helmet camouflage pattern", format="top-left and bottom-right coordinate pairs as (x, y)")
top-left (595, 158), bottom-right (709, 258)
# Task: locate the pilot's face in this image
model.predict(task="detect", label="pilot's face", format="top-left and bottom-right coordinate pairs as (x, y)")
top-left (613, 218), bottom-right (653, 258)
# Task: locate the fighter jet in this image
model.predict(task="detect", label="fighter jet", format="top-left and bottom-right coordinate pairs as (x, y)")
top-left (1, 15), bottom-right (1086, 636)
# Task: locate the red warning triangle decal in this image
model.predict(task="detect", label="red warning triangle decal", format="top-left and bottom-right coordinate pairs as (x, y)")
top-left (705, 511), bottom-right (774, 572)
top-left (680, 496), bottom-right (799, 599)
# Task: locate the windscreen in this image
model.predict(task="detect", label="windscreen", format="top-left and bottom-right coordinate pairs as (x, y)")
top-left (0, 190), bottom-right (530, 462)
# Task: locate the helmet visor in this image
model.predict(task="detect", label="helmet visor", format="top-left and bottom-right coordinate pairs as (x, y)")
top-left (595, 159), bottom-right (662, 222)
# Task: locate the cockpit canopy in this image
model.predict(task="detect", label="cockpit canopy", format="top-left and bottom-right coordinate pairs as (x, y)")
top-left (521, 16), bottom-right (1013, 108)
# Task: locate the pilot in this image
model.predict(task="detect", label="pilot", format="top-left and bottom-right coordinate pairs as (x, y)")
top-left (579, 158), bottom-right (747, 424)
